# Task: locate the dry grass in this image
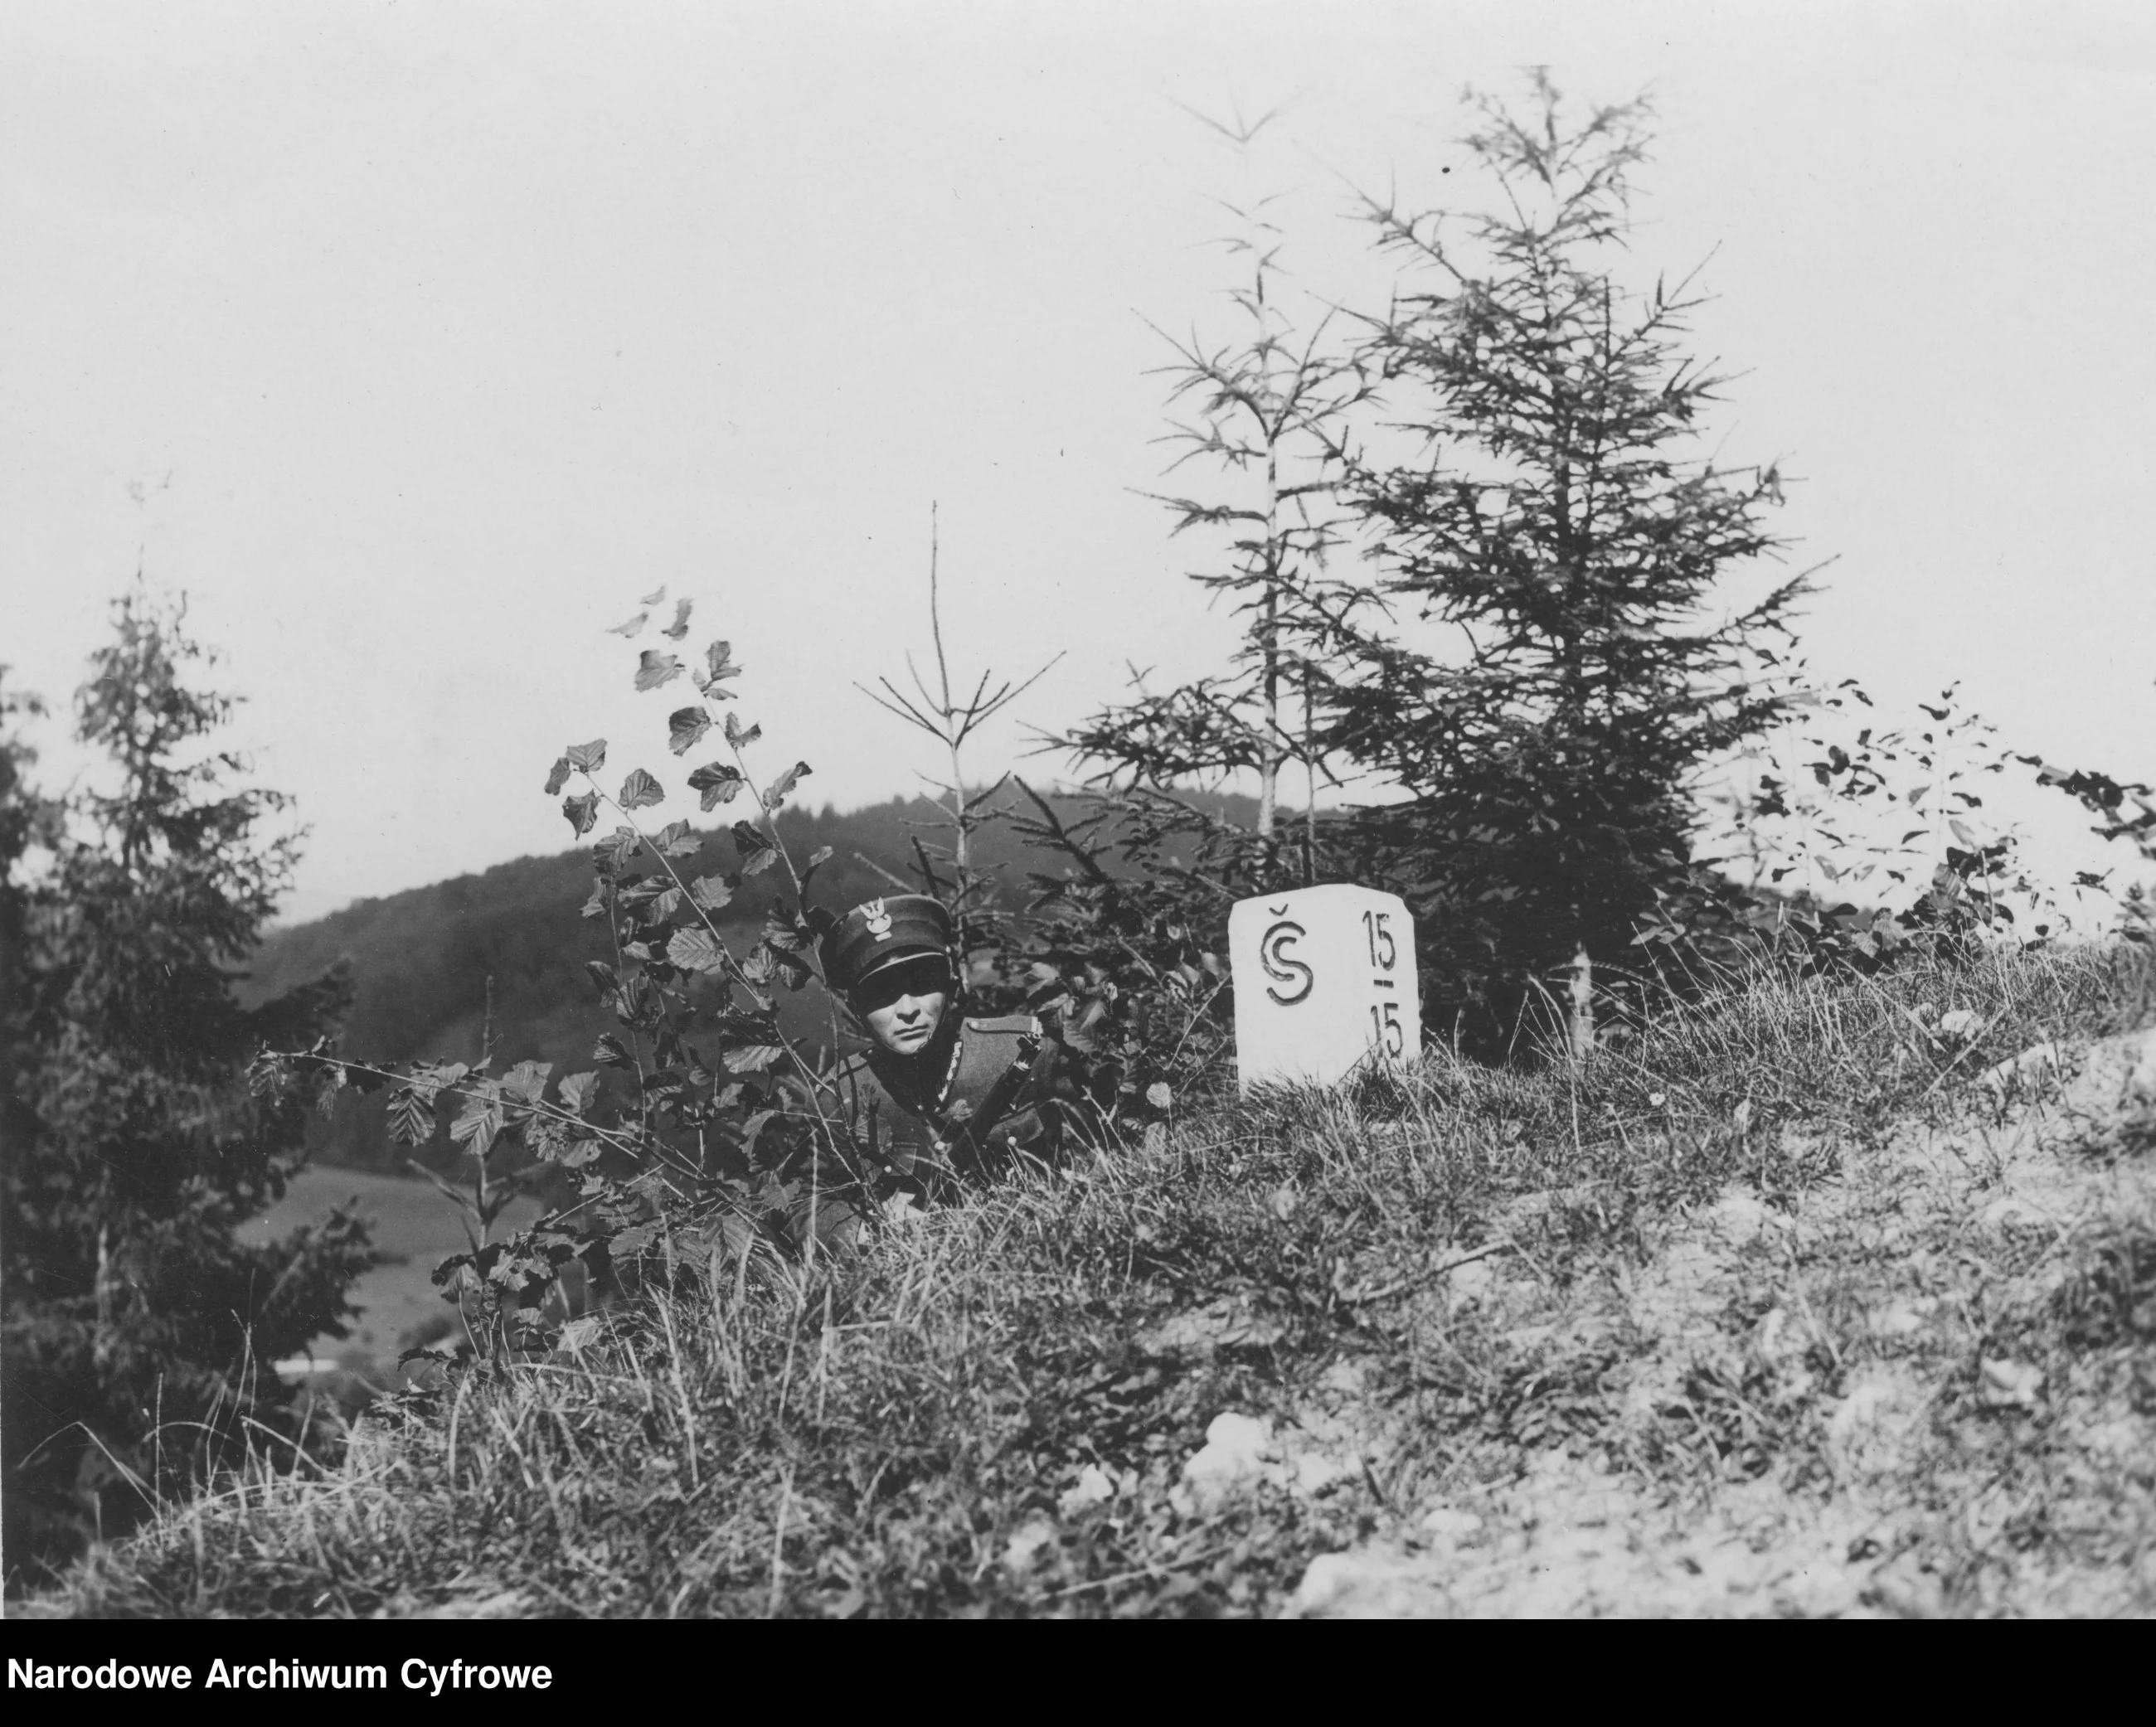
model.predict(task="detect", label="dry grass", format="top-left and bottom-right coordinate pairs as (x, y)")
top-left (27, 942), bottom-right (2154, 1618)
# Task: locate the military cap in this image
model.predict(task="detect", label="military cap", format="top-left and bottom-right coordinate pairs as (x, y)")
top-left (819, 894), bottom-right (955, 994)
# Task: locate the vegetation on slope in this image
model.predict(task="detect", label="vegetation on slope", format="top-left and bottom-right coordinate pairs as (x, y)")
top-left (36, 944), bottom-right (2153, 1618)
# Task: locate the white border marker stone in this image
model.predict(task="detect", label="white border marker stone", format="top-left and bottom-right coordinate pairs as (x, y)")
top-left (1228, 884), bottom-right (1420, 1093)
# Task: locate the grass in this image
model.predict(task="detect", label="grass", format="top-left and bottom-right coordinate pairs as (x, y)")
top-left (28, 941), bottom-right (2156, 1618)
top-left (238, 1165), bottom-right (546, 1374)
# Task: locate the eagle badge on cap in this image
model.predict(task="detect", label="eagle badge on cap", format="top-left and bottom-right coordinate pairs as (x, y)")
top-left (862, 899), bottom-right (893, 938)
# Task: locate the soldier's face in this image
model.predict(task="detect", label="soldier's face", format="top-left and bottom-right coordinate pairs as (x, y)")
top-left (854, 958), bottom-right (951, 1055)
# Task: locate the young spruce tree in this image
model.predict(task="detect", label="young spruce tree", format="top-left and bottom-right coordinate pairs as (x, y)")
top-left (2, 589), bottom-right (371, 1584)
top-left (1022, 107), bottom-right (1380, 1101)
top-left (1064, 104), bottom-right (1375, 890)
top-left (1337, 75), bottom-right (1810, 1047)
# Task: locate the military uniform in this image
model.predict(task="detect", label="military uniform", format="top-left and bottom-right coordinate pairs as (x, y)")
top-left (834, 1010), bottom-right (1093, 1191)
top-left (793, 895), bottom-right (1109, 1247)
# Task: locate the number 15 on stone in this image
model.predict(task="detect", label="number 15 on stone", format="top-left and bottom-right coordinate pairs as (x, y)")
top-left (1227, 885), bottom-right (1420, 1094)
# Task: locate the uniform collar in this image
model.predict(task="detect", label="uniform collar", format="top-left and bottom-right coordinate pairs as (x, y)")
top-left (866, 1011), bottom-right (965, 1113)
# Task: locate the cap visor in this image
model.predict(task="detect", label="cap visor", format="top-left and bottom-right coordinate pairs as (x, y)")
top-left (850, 948), bottom-right (950, 986)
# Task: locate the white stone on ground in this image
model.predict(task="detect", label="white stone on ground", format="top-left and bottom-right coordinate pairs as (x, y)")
top-left (1057, 1464), bottom-right (1117, 1516)
top-left (1175, 1413), bottom-right (1278, 1514)
top-left (1004, 1517), bottom-right (1057, 1573)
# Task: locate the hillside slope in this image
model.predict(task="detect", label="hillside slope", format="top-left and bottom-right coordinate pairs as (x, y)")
top-left (34, 943), bottom-right (2154, 1618)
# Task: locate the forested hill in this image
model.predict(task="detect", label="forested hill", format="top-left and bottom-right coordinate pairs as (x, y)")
top-left (244, 789), bottom-right (1255, 1171)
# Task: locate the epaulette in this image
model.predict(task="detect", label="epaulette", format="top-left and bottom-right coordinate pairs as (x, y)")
top-left (963, 1015), bottom-right (1043, 1038)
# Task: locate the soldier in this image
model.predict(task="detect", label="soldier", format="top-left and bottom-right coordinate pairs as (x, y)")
top-left (804, 893), bottom-right (1108, 1243)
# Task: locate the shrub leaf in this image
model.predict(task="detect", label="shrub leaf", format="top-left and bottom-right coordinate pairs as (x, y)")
top-left (558, 1071), bottom-right (600, 1117)
top-left (667, 927), bottom-right (731, 974)
top-left (687, 761), bottom-right (745, 811)
top-left (668, 707), bottom-right (711, 755)
top-left (634, 650), bottom-right (683, 693)
top-left (698, 640), bottom-right (741, 696)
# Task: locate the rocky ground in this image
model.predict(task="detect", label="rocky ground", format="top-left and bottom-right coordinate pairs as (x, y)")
top-left (1215, 1026), bottom-right (2156, 1616)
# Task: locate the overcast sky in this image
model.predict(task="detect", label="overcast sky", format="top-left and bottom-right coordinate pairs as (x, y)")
top-left (5, 1), bottom-right (2152, 924)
